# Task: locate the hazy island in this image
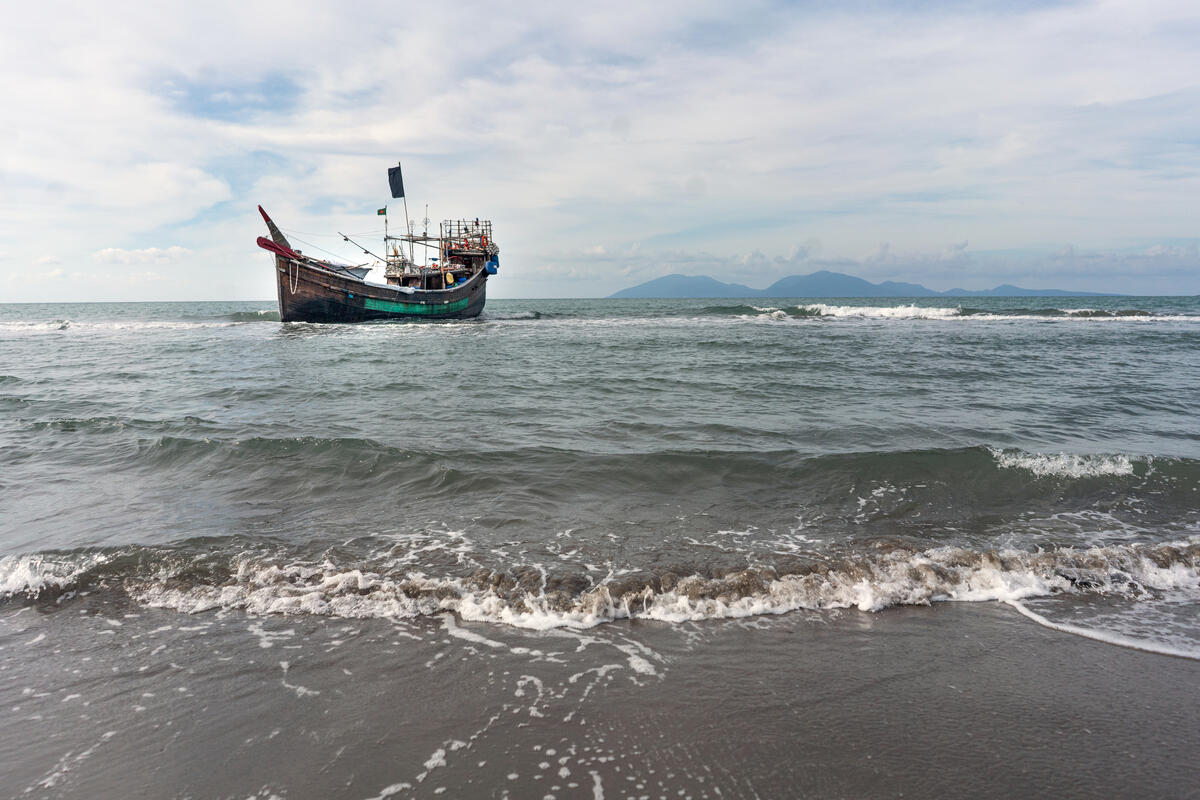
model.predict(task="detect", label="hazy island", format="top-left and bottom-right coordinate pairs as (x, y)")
top-left (609, 270), bottom-right (1116, 299)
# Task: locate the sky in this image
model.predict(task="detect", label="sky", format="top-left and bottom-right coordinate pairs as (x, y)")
top-left (2, 0), bottom-right (1199, 301)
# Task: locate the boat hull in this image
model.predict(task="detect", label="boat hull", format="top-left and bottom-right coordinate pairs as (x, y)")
top-left (274, 256), bottom-right (487, 322)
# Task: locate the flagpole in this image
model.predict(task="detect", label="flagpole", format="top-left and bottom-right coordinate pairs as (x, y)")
top-left (387, 161), bottom-right (413, 262)
top-left (403, 196), bottom-right (412, 262)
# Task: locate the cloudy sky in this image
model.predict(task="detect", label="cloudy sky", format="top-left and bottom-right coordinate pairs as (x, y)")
top-left (3, 0), bottom-right (1198, 301)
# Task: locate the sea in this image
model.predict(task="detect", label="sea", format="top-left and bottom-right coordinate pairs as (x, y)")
top-left (2, 296), bottom-right (1198, 799)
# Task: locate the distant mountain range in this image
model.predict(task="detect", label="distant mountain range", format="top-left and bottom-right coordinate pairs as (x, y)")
top-left (609, 270), bottom-right (1115, 298)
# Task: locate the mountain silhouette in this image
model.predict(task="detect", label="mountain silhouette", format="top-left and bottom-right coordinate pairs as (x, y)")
top-left (609, 271), bottom-right (1113, 298)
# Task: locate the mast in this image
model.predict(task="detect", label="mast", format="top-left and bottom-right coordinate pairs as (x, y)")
top-left (403, 195), bottom-right (413, 262)
top-left (384, 161), bottom-right (458, 272)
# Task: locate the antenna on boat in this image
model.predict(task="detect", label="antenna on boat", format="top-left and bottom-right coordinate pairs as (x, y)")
top-left (423, 205), bottom-right (430, 267)
top-left (405, 207), bottom-right (414, 263)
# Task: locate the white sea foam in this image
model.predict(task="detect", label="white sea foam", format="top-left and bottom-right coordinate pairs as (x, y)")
top-left (279, 660), bottom-right (320, 697)
top-left (746, 306), bottom-right (791, 321)
top-left (991, 447), bottom-right (1138, 478)
top-left (360, 782), bottom-right (413, 799)
top-left (0, 320), bottom-right (238, 334)
top-left (0, 320), bottom-right (73, 332)
top-left (794, 304), bottom-right (1197, 323)
top-left (27, 730), bottom-right (117, 792)
top-left (1006, 599), bottom-right (1200, 660)
top-left (118, 538), bottom-right (1200, 633)
top-left (0, 553), bottom-right (108, 599)
top-left (800, 303), bottom-right (965, 320)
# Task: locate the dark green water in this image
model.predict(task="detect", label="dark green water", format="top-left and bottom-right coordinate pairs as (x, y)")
top-left (2, 297), bottom-right (1199, 797)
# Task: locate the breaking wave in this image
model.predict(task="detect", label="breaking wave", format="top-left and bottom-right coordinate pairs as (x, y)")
top-left (223, 310), bottom-right (281, 322)
top-left (694, 304), bottom-right (1195, 322)
top-left (3, 538), bottom-right (1198, 631)
top-left (798, 303), bottom-right (965, 320)
top-left (799, 304), bottom-right (1197, 322)
top-left (990, 448), bottom-right (1138, 478)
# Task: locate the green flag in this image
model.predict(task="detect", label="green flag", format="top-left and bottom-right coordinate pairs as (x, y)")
top-left (377, 207), bottom-right (387, 216)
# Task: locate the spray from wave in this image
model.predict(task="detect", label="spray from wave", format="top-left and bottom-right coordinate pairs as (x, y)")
top-left (990, 448), bottom-right (1138, 478)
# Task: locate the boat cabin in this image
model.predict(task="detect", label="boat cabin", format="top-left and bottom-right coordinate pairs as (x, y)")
top-left (384, 218), bottom-right (496, 291)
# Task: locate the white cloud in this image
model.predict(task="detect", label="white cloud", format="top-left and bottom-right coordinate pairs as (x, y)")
top-left (2, 0), bottom-right (1200, 300)
top-left (123, 271), bottom-right (165, 282)
top-left (10, 266), bottom-right (67, 284)
top-left (93, 246), bottom-right (192, 265)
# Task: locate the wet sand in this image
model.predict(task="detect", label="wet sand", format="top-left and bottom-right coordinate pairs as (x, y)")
top-left (2, 598), bottom-right (1197, 799)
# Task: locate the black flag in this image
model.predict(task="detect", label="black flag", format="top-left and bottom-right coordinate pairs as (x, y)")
top-left (388, 163), bottom-right (405, 198)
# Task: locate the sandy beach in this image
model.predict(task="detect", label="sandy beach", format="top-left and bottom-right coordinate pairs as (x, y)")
top-left (4, 594), bottom-right (1197, 799)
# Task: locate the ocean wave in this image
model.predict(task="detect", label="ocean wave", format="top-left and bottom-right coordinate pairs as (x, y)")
top-left (665, 303), bottom-right (1197, 323)
top-left (23, 415), bottom-right (217, 434)
top-left (0, 320), bottom-right (240, 334)
top-left (4, 539), bottom-right (1197, 630)
top-left (795, 304), bottom-right (1195, 321)
top-left (698, 304), bottom-right (772, 316)
top-left (0, 552), bottom-right (112, 601)
top-left (479, 310), bottom-right (547, 321)
top-left (704, 304), bottom-right (1159, 322)
top-left (799, 304), bottom-right (966, 320)
top-left (990, 448), bottom-right (1139, 478)
top-left (748, 306), bottom-right (792, 321)
top-left (223, 310), bottom-right (281, 322)
top-left (697, 303), bottom-right (969, 321)
top-left (1055, 308), bottom-right (1151, 318)
top-left (956, 307), bottom-right (1155, 318)
top-left (121, 436), bottom-right (1174, 480)
top-left (0, 320), bottom-right (73, 332)
top-left (693, 304), bottom-right (794, 321)
top-left (694, 303), bottom-right (966, 321)
top-left (64, 437), bottom-right (1195, 524)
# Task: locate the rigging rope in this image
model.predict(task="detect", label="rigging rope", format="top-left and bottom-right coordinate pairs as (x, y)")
top-left (285, 233), bottom-right (366, 265)
top-left (281, 227), bottom-right (386, 238)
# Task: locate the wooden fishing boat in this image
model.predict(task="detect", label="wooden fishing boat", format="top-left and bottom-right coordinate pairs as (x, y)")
top-left (256, 163), bottom-right (499, 323)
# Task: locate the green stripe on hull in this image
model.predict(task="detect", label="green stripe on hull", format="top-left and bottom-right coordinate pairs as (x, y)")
top-left (363, 296), bottom-right (470, 315)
